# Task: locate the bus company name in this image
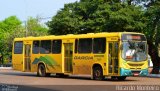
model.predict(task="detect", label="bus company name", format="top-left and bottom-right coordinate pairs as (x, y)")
top-left (74, 56), bottom-right (93, 60)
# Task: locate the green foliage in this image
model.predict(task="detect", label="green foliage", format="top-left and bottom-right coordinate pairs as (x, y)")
top-left (47, 0), bottom-right (145, 35)
top-left (0, 16), bottom-right (22, 64)
top-left (0, 16), bottom-right (48, 64)
top-left (26, 17), bottom-right (48, 36)
top-left (143, 0), bottom-right (160, 45)
top-left (0, 16), bottom-right (22, 32)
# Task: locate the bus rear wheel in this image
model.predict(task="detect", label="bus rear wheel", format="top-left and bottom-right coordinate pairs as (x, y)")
top-left (93, 66), bottom-right (104, 80)
top-left (37, 64), bottom-right (49, 77)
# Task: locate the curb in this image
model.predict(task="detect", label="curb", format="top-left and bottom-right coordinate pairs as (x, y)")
top-left (147, 74), bottom-right (160, 78)
top-left (0, 67), bottom-right (13, 70)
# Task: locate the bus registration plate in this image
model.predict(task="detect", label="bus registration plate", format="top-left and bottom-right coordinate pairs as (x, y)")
top-left (133, 73), bottom-right (139, 76)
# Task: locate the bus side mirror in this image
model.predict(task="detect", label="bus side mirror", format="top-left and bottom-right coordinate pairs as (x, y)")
top-left (120, 44), bottom-right (123, 50)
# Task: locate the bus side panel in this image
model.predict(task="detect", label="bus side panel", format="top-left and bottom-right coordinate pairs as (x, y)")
top-left (93, 55), bottom-right (108, 76)
top-left (31, 54), bottom-right (63, 73)
top-left (12, 54), bottom-right (23, 71)
top-left (99, 55), bottom-right (108, 76)
top-left (73, 54), bottom-right (107, 76)
top-left (73, 54), bottom-right (93, 75)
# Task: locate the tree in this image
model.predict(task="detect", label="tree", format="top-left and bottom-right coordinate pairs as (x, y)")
top-left (0, 16), bottom-right (22, 32)
top-left (143, 0), bottom-right (160, 74)
top-left (0, 16), bottom-right (49, 64)
top-left (0, 16), bottom-right (22, 64)
top-left (26, 17), bottom-right (48, 36)
top-left (48, 0), bottom-right (145, 35)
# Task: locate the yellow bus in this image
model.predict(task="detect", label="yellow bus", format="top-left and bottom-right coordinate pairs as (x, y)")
top-left (12, 32), bottom-right (148, 80)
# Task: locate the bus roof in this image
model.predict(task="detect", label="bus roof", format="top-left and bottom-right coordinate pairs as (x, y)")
top-left (14, 32), bottom-right (144, 41)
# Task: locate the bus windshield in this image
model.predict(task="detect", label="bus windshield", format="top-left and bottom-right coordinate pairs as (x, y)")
top-left (122, 41), bottom-right (147, 61)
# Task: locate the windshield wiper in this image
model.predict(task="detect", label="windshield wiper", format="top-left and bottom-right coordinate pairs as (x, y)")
top-left (137, 41), bottom-right (145, 52)
top-left (128, 40), bottom-right (135, 49)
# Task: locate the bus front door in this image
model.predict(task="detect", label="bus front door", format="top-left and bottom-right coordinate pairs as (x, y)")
top-left (64, 43), bottom-right (73, 73)
top-left (24, 44), bottom-right (31, 71)
top-left (108, 41), bottom-right (119, 75)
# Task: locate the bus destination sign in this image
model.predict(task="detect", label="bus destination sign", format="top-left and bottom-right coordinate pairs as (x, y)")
top-left (122, 34), bottom-right (146, 41)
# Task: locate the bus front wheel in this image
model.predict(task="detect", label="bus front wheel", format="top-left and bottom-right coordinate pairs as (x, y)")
top-left (37, 64), bottom-right (49, 77)
top-left (93, 66), bottom-right (104, 80)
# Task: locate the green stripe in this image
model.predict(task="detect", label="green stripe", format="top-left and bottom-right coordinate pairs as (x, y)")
top-left (32, 55), bottom-right (58, 66)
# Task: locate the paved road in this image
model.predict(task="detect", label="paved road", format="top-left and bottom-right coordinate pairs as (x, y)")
top-left (0, 69), bottom-right (160, 91)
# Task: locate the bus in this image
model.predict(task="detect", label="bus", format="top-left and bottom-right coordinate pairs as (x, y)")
top-left (12, 32), bottom-right (148, 80)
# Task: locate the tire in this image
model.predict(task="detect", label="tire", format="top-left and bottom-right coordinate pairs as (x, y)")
top-left (117, 76), bottom-right (126, 81)
top-left (37, 64), bottom-right (47, 77)
top-left (93, 66), bottom-right (104, 80)
top-left (111, 76), bottom-right (117, 80)
top-left (56, 73), bottom-right (68, 78)
top-left (46, 73), bottom-right (51, 77)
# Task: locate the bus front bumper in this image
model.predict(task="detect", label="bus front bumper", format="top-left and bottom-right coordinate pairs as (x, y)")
top-left (120, 68), bottom-right (148, 76)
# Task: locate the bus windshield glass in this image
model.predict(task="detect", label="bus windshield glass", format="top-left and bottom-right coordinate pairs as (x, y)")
top-left (121, 34), bottom-right (147, 61)
top-left (122, 41), bottom-right (147, 61)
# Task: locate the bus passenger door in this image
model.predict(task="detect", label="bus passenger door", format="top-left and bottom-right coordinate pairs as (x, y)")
top-left (107, 38), bottom-right (119, 75)
top-left (24, 42), bottom-right (31, 72)
top-left (63, 42), bottom-right (73, 73)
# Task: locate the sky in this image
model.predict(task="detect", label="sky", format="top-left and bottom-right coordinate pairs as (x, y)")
top-left (0, 0), bottom-right (78, 22)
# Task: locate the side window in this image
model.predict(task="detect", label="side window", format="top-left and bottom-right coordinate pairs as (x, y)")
top-left (40, 40), bottom-right (51, 54)
top-left (78, 38), bottom-right (92, 53)
top-left (33, 41), bottom-right (39, 54)
top-left (114, 42), bottom-right (119, 57)
top-left (52, 40), bottom-right (62, 54)
top-left (93, 38), bottom-right (106, 53)
top-left (14, 41), bottom-right (23, 54)
top-left (75, 39), bottom-right (78, 53)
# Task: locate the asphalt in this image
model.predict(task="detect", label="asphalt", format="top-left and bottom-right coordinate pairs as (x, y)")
top-left (1, 69), bottom-right (160, 91)
top-left (1, 67), bottom-right (160, 78)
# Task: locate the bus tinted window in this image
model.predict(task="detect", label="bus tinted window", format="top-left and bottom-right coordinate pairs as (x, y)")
top-left (78, 38), bottom-right (92, 53)
top-left (75, 39), bottom-right (78, 53)
top-left (14, 41), bottom-right (23, 54)
top-left (52, 40), bottom-right (62, 54)
top-left (33, 41), bottom-right (40, 54)
top-left (40, 40), bottom-right (51, 54)
top-left (93, 38), bottom-right (106, 53)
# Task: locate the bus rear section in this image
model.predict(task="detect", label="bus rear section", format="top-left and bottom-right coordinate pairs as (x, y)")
top-left (12, 41), bottom-right (24, 71)
top-left (12, 40), bottom-right (33, 72)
